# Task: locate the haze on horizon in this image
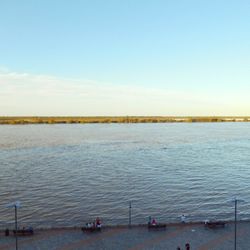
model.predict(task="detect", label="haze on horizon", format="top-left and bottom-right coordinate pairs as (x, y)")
top-left (0, 0), bottom-right (249, 116)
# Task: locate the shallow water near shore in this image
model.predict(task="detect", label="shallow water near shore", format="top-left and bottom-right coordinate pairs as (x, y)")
top-left (1, 123), bottom-right (250, 228)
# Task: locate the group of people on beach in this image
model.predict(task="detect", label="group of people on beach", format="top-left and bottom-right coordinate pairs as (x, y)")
top-left (148, 214), bottom-right (186, 225)
top-left (85, 217), bottom-right (102, 228)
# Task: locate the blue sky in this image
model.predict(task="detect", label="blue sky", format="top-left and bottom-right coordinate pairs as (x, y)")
top-left (0, 0), bottom-right (250, 116)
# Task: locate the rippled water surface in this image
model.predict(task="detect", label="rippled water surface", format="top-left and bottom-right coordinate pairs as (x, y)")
top-left (1, 123), bottom-right (250, 228)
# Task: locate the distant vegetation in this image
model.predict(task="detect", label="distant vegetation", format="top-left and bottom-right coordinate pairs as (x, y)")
top-left (0, 116), bottom-right (250, 124)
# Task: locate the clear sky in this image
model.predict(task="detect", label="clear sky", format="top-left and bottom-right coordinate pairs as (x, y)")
top-left (0, 0), bottom-right (249, 116)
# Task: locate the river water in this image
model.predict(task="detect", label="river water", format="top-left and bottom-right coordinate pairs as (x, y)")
top-left (1, 123), bottom-right (250, 228)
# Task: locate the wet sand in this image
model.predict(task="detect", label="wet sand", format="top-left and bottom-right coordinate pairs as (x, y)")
top-left (1, 221), bottom-right (250, 250)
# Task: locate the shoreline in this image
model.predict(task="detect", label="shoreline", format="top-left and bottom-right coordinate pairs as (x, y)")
top-left (0, 220), bottom-right (247, 231)
top-left (0, 116), bottom-right (250, 124)
top-left (1, 220), bottom-right (250, 249)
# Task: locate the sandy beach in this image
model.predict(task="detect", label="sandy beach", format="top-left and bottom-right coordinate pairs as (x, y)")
top-left (1, 221), bottom-right (250, 250)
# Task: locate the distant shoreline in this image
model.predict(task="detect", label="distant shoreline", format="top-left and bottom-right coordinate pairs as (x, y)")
top-left (0, 116), bottom-right (250, 124)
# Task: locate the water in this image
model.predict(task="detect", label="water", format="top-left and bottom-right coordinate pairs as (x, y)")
top-left (1, 123), bottom-right (250, 228)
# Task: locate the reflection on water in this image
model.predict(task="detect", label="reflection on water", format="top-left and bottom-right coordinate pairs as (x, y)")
top-left (1, 123), bottom-right (250, 228)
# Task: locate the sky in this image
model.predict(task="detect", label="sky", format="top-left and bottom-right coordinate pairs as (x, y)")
top-left (0, 0), bottom-right (250, 116)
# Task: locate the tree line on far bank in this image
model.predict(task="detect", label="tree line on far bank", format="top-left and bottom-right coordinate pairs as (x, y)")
top-left (0, 116), bottom-right (249, 124)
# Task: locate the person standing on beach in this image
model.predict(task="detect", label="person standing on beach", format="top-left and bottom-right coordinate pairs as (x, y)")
top-left (96, 217), bottom-right (101, 228)
top-left (148, 216), bottom-right (151, 225)
top-left (152, 218), bottom-right (157, 225)
top-left (181, 214), bottom-right (186, 223)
